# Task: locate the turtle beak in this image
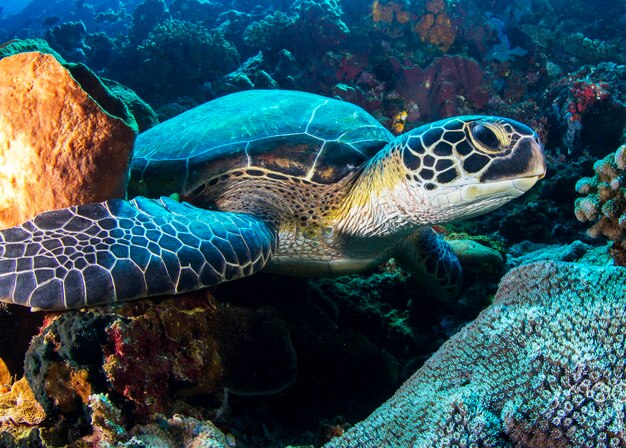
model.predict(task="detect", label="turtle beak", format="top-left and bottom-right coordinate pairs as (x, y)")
top-left (480, 136), bottom-right (547, 183)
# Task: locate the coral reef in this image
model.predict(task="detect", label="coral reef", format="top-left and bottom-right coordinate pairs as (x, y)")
top-left (131, 0), bottom-right (169, 44)
top-left (0, 0), bottom-right (625, 445)
top-left (392, 55), bottom-right (490, 121)
top-left (85, 395), bottom-right (231, 447)
top-left (21, 290), bottom-right (301, 437)
top-left (133, 19), bottom-right (240, 107)
top-left (0, 51), bottom-right (135, 227)
top-left (243, 11), bottom-right (294, 52)
top-left (326, 261), bottom-right (626, 447)
top-left (546, 63), bottom-right (626, 157)
top-left (575, 145), bottom-right (626, 265)
top-left (45, 20), bottom-right (89, 62)
top-left (125, 415), bottom-right (231, 447)
top-left (244, 0), bottom-right (349, 58)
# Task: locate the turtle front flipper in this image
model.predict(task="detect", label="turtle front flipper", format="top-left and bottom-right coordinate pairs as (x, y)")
top-left (393, 227), bottom-right (462, 301)
top-left (0, 197), bottom-right (276, 310)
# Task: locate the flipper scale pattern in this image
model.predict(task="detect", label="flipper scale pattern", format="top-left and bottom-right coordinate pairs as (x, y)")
top-left (0, 197), bottom-right (276, 310)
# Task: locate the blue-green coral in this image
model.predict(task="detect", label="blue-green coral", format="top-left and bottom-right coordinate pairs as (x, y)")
top-left (325, 261), bottom-right (626, 447)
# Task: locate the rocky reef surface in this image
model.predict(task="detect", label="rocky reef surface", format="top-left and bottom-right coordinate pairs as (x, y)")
top-left (0, 0), bottom-right (625, 446)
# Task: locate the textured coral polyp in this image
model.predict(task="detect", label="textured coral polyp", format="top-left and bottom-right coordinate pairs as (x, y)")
top-left (326, 262), bottom-right (626, 447)
top-left (575, 145), bottom-right (626, 265)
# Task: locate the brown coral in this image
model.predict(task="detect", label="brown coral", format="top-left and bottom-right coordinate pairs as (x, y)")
top-left (575, 144), bottom-right (626, 265)
top-left (414, 0), bottom-right (457, 52)
top-left (371, 1), bottom-right (416, 39)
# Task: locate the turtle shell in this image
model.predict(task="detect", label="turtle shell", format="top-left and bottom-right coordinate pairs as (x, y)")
top-left (129, 90), bottom-right (393, 197)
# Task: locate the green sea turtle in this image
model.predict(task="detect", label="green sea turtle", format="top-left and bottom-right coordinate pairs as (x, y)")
top-left (0, 90), bottom-right (546, 310)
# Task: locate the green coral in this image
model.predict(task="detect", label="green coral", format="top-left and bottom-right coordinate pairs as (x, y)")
top-left (325, 261), bottom-right (626, 447)
top-left (575, 144), bottom-right (626, 264)
top-left (0, 38), bottom-right (66, 62)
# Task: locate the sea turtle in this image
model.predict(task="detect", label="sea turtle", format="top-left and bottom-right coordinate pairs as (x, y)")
top-left (0, 90), bottom-right (546, 310)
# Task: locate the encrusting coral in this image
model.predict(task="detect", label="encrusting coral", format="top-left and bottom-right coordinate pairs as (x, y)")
top-left (0, 358), bottom-right (46, 442)
top-left (575, 144), bottom-right (626, 265)
top-left (325, 261), bottom-right (626, 447)
top-left (84, 394), bottom-right (231, 447)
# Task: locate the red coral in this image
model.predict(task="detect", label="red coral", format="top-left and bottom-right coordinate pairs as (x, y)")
top-left (101, 294), bottom-right (223, 417)
top-left (103, 315), bottom-right (171, 416)
top-left (391, 55), bottom-right (490, 121)
top-left (567, 81), bottom-right (610, 121)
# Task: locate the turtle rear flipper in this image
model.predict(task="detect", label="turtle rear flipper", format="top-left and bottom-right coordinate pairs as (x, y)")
top-left (0, 197), bottom-right (276, 311)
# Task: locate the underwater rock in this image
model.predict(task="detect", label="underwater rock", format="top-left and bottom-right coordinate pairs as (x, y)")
top-left (326, 261), bottom-right (626, 447)
top-left (0, 52), bottom-right (135, 228)
top-left (448, 239), bottom-right (504, 281)
top-left (23, 290), bottom-right (297, 424)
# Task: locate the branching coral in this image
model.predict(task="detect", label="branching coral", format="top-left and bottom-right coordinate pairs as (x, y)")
top-left (575, 145), bottom-right (626, 265)
top-left (325, 261), bottom-right (626, 447)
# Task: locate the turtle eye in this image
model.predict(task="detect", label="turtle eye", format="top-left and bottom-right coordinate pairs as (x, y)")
top-left (471, 124), bottom-right (500, 150)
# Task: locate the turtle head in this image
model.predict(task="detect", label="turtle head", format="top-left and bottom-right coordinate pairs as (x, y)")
top-left (398, 115), bottom-right (546, 223)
